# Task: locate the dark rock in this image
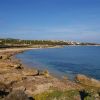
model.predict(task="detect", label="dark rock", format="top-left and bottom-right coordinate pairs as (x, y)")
top-left (14, 64), bottom-right (23, 69)
top-left (0, 82), bottom-right (10, 92)
top-left (3, 90), bottom-right (34, 100)
top-left (0, 82), bottom-right (10, 98)
top-left (0, 56), bottom-right (2, 59)
top-left (79, 90), bottom-right (91, 100)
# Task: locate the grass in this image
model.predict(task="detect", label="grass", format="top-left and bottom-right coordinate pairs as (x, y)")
top-left (34, 86), bottom-right (100, 100)
top-left (34, 90), bottom-right (79, 100)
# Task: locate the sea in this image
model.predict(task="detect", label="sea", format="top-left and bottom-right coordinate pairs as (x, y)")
top-left (15, 46), bottom-right (100, 80)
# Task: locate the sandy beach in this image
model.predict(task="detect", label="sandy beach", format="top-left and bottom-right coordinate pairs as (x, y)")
top-left (0, 47), bottom-right (38, 52)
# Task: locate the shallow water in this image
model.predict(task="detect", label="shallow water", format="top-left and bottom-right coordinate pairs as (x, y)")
top-left (16, 46), bottom-right (100, 80)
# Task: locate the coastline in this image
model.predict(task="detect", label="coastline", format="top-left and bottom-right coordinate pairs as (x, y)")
top-left (64, 45), bottom-right (100, 47)
top-left (0, 47), bottom-right (100, 99)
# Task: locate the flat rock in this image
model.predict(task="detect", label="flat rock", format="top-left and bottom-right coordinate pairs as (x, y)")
top-left (75, 74), bottom-right (100, 87)
top-left (3, 90), bottom-right (31, 100)
top-left (22, 69), bottom-right (38, 76)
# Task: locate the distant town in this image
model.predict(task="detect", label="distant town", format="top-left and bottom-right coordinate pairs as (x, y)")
top-left (0, 38), bottom-right (100, 48)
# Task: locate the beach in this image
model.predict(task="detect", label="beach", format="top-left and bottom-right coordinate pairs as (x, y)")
top-left (0, 47), bottom-right (100, 100)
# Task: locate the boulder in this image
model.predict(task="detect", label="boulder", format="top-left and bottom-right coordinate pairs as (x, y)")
top-left (0, 82), bottom-right (9, 92)
top-left (2, 55), bottom-right (10, 60)
top-left (9, 64), bottom-right (23, 69)
top-left (0, 82), bottom-right (10, 98)
top-left (0, 55), bottom-right (2, 59)
top-left (42, 70), bottom-right (50, 78)
top-left (14, 64), bottom-right (23, 69)
top-left (3, 90), bottom-right (34, 100)
top-left (75, 74), bottom-right (100, 87)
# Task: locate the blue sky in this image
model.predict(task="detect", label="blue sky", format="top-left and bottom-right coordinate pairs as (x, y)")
top-left (0, 0), bottom-right (100, 43)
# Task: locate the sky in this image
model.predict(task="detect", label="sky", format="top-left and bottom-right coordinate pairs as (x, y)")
top-left (0, 0), bottom-right (100, 43)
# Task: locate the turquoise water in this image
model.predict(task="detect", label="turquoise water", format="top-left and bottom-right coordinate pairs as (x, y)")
top-left (16, 46), bottom-right (100, 80)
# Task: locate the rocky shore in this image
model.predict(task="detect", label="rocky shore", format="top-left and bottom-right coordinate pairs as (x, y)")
top-left (0, 48), bottom-right (100, 100)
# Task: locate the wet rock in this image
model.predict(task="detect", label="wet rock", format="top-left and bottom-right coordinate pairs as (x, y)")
top-left (75, 74), bottom-right (100, 87)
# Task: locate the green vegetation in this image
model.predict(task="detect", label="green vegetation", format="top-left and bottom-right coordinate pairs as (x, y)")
top-left (34, 89), bottom-right (100, 100)
top-left (0, 38), bottom-right (69, 46)
top-left (34, 90), bottom-right (80, 100)
top-left (0, 38), bottom-right (98, 48)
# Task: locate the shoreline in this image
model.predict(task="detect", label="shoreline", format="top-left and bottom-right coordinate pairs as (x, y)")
top-left (0, 45), bottom-right (63, 52)
top-left (15, 46), bottom-right (100, 81)
top-left (0, 47), bottom-right (100, 99)
top-left (64, 45), bottom-right (100, 47)
top-left (1, 46), bottom-right (100, 81)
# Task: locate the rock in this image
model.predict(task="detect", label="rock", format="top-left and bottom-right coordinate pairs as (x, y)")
top-left (62, 76), bottom-right (68, 80)
top-left (14, 64), bottom-right (23, 69)
top-left (0, 82), bottom-right (10, 92)
top-left (13, 86), bottom-right (26, 91)
top-left (0, 73), bottom-right (23, 85)
top-left (94, 93), bottom-right (99, 98)
top-left (22, 77), bottom-right (27, 80)
top-left (22, 69), bottom-right (38, 76)
top-left (0, 82), bottom-right (10, 98)
top-left (75, 74), bottom-right (100, 87)
top-left (3, 90), bottom-right (34, 100)
top-left (0, 55), bottom-right (2, 59)
top-left (2, 55), bottom-right (10, 60)
top-left (8, 63), bottom-right (23, 69)
top-left (42, 70), bottom-right (50, 78)
top-left (33, 83), bottom-right (53, 95)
